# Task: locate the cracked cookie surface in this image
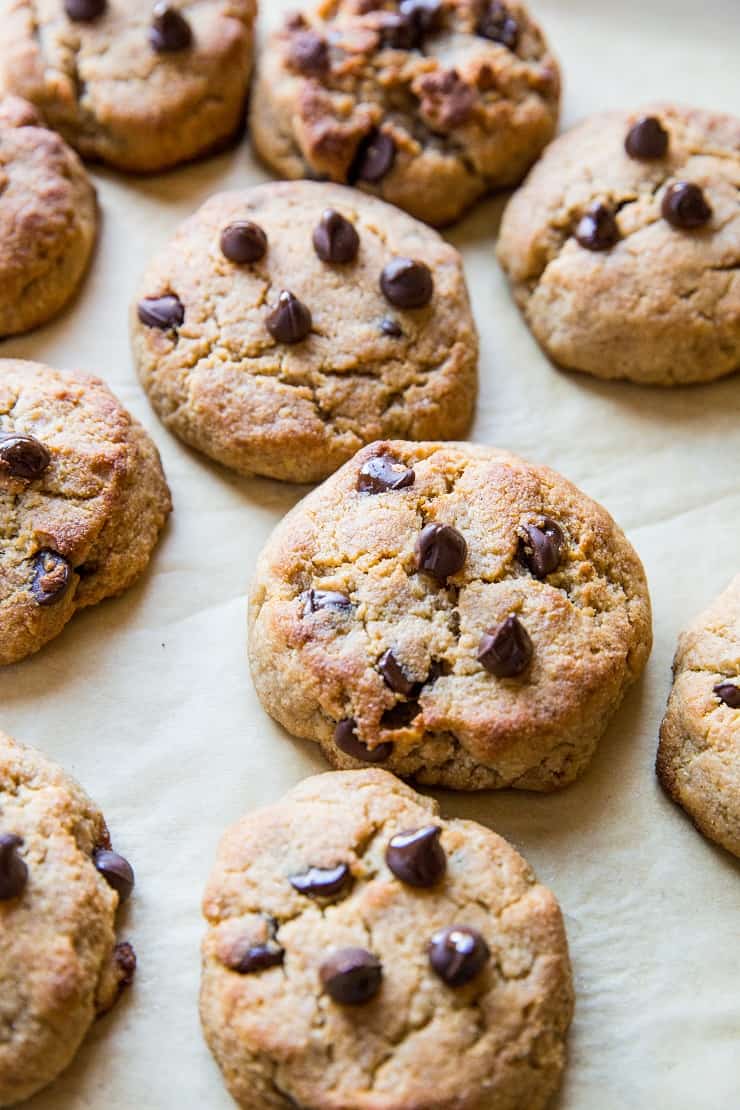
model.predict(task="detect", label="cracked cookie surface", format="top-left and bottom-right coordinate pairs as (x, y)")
top-left (0, 95), bottom-right (96, 337)
top-left (250, 0), bottom-right (560, 227)
top-left (249, 440), bottom-right (652, 790)
top-left (0, 0), bottom-right (256, 172)
top-left (0, 731), bottom-right (135, 1107)
top-left (0, 359), bottom-right (171, 666)
top-left (200, 768), bottom-right (574, 1110)
top-left (657, 574), bottom-right (740, 858)
top-left (497, 104), bottom-right (740, 385)
top-left (131, 181), bottom-right (478, 484)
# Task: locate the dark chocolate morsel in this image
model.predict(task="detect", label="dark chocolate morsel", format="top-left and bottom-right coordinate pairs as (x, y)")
top-left (661, 182), bottom-right (712, 229)
top-left (714, 682), bottom-right (740, 709)
top-left (335, 719), bottom-right (393, 763)
top-left (312, 209), bottom-right (360, 264)
top-left (289, 863), bottom-right (351, 899)
top-left (386, 825), bottom-right (446, 887)
top-left (113, 941), bottom-right (137, 989)
top-left (575, 202), bottom-right (620, 251)
top-left (476, 1), bottom-right (519, 49)
top-left (288, 30), bottom-right (330, 75)
top-left (380, 258), bottom-right (434, 308)
top-left (380, 316), bottom-right (403, 337)
top-left (0, 433), bottom-right (51, 481)
top-left (0, 834), bottom-right (28, 901)
top-left (220, 221), bottom-right (268, 264)
top-left (477, 615), bottom-right (533, 678)
top-left (64, 0), bottom-right (106, 20)
top-left (137, 294), bottom-right (184, 330)
top-left (301, 588), bottom-right (352, 616)
top-left (228, 941), bottom-right (285, 975)
top-left (415, 523), bottom-right (467, 583)
top-left (150, 3), bottom-right (193, 52)
top-left (380, 701), bottom-right (421, 730)
top-left (320, 948), bottom-right (382, 1004)
top-left (266, 291), bottom-right (312, 344)
top-left (378, 649), bottom-right (416, 695)
top-left (625, 116), bottom-right (669, 160)
top-left (31, 550), bottom-right (72, 607)
top-left (518, 518), bottom-right (564, 579)
top-left (358, 455), bottom-right (415, 494)
top-left (428, 925), bottom-right (490, 986)
top-left (349, 129), bottom-right (396, 183)
top-left (94, 849), bottom-right (135, 903)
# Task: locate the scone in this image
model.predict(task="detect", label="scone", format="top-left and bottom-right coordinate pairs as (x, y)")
top-left (0, 359), bottom-right (171, 666)
top-left (497, 104), bottom-right (740, 386)
top-left (657, 574), bottom-right (740, 857)
top-left (0, 96), bottom-right (97, 337)
top-left (250, 0), bottom-right (560, 227)
top-left (0, 0), bottom-right (256, 173)
top-left (0, 731), bottom-right (136, 1107)
top-left (249, 440), bottom-right (652, 790)
top-left (131, 181), bottom-right (478, 483)
top-left (201, 768), bottom-right (574, 1110)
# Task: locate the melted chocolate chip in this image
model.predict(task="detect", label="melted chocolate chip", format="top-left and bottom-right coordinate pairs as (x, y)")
top-left (335, 719), bottom-right (393, 763)
top-left (301, 589), bottom-right (352, 616)
top-left (714, 682), bottom-right (740, 709)
top-left (575, 202), bottom-right (620, 251)
top-left (476, 1), bottom-right (519, 49)
top-left (625, 116), bottom-right (669, 160)
top-left (94, 849), bottom-right (135, 903)
top-left (0, 834), bottom-right (28, 901)
top-left (150, 3), bottom-right (193, 52)
top-left (380, 258), bottom-right (434, 309)
top-left (378, 649), bottom-right (416, 695)
top-left (380, 701), bottom-right (421, 730)
top-left (661, 182), bottom-right (712, 230)
top-left (137, 294), bottom-right (184, 330)
top-left (386, 825), bottom-right (446, 887)
top-left (220, 221), bottom-right (267, 264)
top-left (31, 550), bottom-right (72, 607)
top-left (288, 30), bottom-right (330, 74)
top-left (312, 209), bottom-right (360, 264)
top-left (320, 948), bottom-right (382, 1004)
top-left (64, 0), bottom-right (106, 20)
top-left (358, 455), bottom-right (415, 494)
top-left (0, 433), bottom-right (50, 481)
top-left (349, 129), bottom-right (396, 183)
top-left (416, 523), bottom-right (467, 583)
top-left (228, 941), bottom-right (285, 975)
top-left (429, 925), bottom-right (490, 986)
top-left (113, 941), bottom-right (137, 989)
top-left (266, 291), bottom-right (312, 344)
top-left (380, 316), bottom-right (403, 337)
top-left (289, 863), bottom-right (351, 899)
top-left (518, 519), bottom-right (564, 579)
top-left (477, 615), bottom-right (533, 678)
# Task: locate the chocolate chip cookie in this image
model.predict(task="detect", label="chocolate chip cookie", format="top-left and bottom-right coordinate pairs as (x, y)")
top-left (497, 104), bottom-right (740, 385)
top-left (0, 0), bottom-right (256, 172)
top-left (0, 359), bottom-right (171, 666)
top-left (250, 1), bottom-right (560, 227)
top-left (249, 440), bottom-right (652, 790)
top-left (657, 575), bottom-right (740, 858)
top-left (131, 181), bottom-right (478, 483)
top-left (201, 768), bottom-right (574, 1109)
top-left (0, 96), bottom-right (97, 337)
top-left (0, 731), bottom-right (136, 1105)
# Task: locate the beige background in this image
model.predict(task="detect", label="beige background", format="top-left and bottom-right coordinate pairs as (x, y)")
top-left (2, 0), bottom-right (739, 1106)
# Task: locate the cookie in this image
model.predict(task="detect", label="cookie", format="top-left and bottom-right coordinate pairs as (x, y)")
top-left (131, 181), bottom-right (478, 483)
top-left (0, 0), bottom-right (256, 173)
top-left (0, 731), bottom-right (135, 1106)
top-left (497, 104), bottom-right (740, 386)
top-left (0, 359), bottom-right (171, 666)
top-left (0, 96), bottom-right (97, 338)
top-left (657, 575), bottom-right (740, 858)
top-left (249, 1), bottom-right (560, 227)
top-left (201, 768), bottom-right (574, 1110)
top-left (249, 440), bottom-right (652, 791)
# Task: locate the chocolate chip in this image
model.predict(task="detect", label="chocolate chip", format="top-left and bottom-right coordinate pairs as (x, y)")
top-left (625, 116), bottom-right (669, 160)
top-left (518, 519), bottom-right (564, 579)
top-left (289, 863), bottom-right (351, 899)
top-left (381, 258), bottom-right (434, 309)
top-left (714, 682), bottom-right (740, 709)
top-left (358, 454), bottom-right (415, 494)
top-left (0, 834), bottom-right (28, 901)
top-left (349, 129), bottom-right (396, 184)
top-left (389, 0), bottom-right (442, 47)
top-left (380, 701), bottom-right (421, 730)
top-left (477, 615), bottom-right (533, 678)
top-left (149, 3), bottom-right (193, 52)
top-left (378, 649), bottom-right (416, 695)
top-left (220, 221), bottom-right (267, 264)
top-left (575, 202), bottom-right (620, 251)
top-left (228, 941), bottom-right (285, 975)
top-left (301, 589), bottom-right (352, 616)
top-left (137, 294), bottom-right (184, 330)
top-left (386, 825), bottom-right (446, 887)
top-left (0, 433), bottom-right (50, 481)
top-left (312, 209), bottom-right (360, 264)
top-left (266, 291), bottom-right (312, 344)
top-left (64, 0), bottom-right (106, 20)
top-left (113, 941), bottom-right (137, 989)
top-left (320, 948), bottom-right (382, 1004)
top-left (378, 11), bottom-right (419, 49)
top-left (428, 925), bottom-right (489, 987)
top-left (31, 550), bottom-right (72, 607)
top-left (380, 316), bottom-right (403, 337)
top-left (288, 30), bottom-right (330, 75)
top-left (335, 718), bottom-right (393, 763)
top-left (93, 849), bottom-right (135, 903)
top-left (476, 2), bottom-right (520, 49)
top-left (661, 182), bottom-right (712, 230)
top-left (415, 523), bottom-right (467, 583)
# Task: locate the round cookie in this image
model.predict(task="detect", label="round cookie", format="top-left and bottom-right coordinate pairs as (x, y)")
top-left (0, 359), bottom-right (171, 666)
top-left (250, 1), bottom-right (560, 227)
top-left (249, 440), bottom-right (652, 790)
top-left (657, 574), bottom-right (740, 858)
top-left (201, 768), bottom-right (574, 1110)
top-left (0, 0), bottom-right (256, 173)
top-left (0, 731), bottom-right (136, 1106)
top-left (131, 181), bottom-right (478, 483)
top-left (497, 104), bottom-right (740, 386)
top-left (0, 96), bottom-right (97, 338)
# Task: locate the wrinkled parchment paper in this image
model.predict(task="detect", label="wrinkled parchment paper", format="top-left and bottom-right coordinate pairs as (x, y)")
top-left (2, 1), bottom-right (739, 1106)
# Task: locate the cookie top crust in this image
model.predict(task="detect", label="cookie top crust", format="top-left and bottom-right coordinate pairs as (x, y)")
top-left (250, 0), bottom-right (560, 226)
top-left (0, 0), bottom-right (256, 172)
top-left (497, 104), bottom-right (740, 385)
top-left (249, 440), bottom-right (652, 791)
top-left (131, 181), bottom-right (478, 484)
top-left (201, 768), bottom-right (574, 1110)
top-left (0, 359), bottom-right (171, 666)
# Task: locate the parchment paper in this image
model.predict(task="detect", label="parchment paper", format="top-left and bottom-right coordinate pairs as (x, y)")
top-left (2, 1), bottom-right (739, 1106)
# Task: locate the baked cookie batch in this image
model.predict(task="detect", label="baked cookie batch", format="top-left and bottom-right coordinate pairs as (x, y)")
top-left (0, 0), bottom-right (738, 1107)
